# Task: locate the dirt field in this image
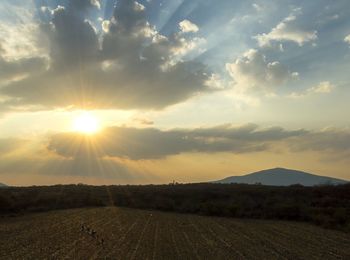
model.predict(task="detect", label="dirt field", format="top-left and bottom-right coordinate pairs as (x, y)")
top-left (0, 207), bottom-right (349, 259)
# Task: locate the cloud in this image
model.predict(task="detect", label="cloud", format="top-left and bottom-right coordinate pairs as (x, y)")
top-left (0, 2), bottom-right (42, 60)
top-left (0, 54), bottom-right (47, 85)
top-left (289, 128), bottom-right (350, 155)
top-left (345, 34), bottom-right (350, 45)
top-left (47, 124), bottom-right (307, 160)
top-left (289, 81), bottom-right (335, 98)
top-left (179, 20), bottom-right (199, 33)
top-left (101, 20), bottom-right (110, 33)
top-left (255, 10), bottom-right (317, 47)
top-left (46, 125), bottom-right (350, 163)
top-left (0, 136), bottom-right (146, 180)
top-left (1, 124), bottom-right (350, 181)
top-left (132, 117), bottom-right (154, 125)
top-left (0, 0), bottom-right (213, 111)
top-left (309, 81), bottom-right (335, 93)
top-left (226, 49), bottom-right (298, 93)
top-left (0, 2), bottom-right (47, 88)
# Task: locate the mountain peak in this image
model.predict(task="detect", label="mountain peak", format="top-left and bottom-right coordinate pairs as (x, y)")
top-left (262, 167), bottom-right (305, 172)
top-left (215, 168), bottom-right (348, 186)
top-left (272, 167), bottom-right (292, 171)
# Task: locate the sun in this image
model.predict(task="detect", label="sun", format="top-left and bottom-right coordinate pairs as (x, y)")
top-left (73, 112), bottom-right (100, 134)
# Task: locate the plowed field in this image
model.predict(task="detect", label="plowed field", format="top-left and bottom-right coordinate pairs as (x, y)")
top-left (1, 207), bottom-right (349, 259)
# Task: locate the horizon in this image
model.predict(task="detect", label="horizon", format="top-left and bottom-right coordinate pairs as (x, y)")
top-left (1, 0), bottom-right (350, 186)
top-left (2, 167), bottom-right (349, 187)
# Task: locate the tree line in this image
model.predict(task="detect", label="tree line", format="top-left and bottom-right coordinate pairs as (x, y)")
top-left (0, 183), bottom-right (349, 231)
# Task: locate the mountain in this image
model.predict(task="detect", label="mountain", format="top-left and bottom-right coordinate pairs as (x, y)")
top-left (0, 183), bottom-right (8, 188)
top-left (214, 168), bottom-right (348, 186)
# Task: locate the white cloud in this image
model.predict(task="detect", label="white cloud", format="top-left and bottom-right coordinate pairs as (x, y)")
top-left (90, 0), bottom-right (101, 9)
top-left (179, 20), bottom-right (199, 33)
top-left (134, 1), bottom-right (145, 12)
top-left (226, 49), bottom-right (298, 93)
top-left (101, 20), bottom-right (110, 33)
top-left (254, 11), bottom-right (317, 47)
top-left (310, 81), bottom-right (335, 93)
top-left (345, 34), bottom-right (350, 45)
top-left (170, 36), bottom-right (206, 57)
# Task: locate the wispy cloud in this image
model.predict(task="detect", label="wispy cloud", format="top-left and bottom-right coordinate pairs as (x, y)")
top-left (254, 9), bottom-right (317, 47)
top-left (289, 81), bottom-right (336, 98)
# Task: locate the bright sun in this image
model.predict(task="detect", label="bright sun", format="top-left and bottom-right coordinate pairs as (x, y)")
top-left (73, 112), bottom-right (100, 134)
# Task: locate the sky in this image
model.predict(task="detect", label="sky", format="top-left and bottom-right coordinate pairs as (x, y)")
top-left (0, 0), bottom-right (350, 186)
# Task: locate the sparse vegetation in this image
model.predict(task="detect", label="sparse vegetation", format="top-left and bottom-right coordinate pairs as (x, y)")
top-left (1, 183), bottom-right (349, 231)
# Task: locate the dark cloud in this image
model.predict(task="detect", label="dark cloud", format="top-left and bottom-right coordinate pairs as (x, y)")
top-left (47, 124), bottom-right (350, 161)
top-left (0, 0), bottom-right (212, 110)
top-left (47, 5), bottom-right (100, 68)
top-left (289, 129), bottom-right (350, 154)
top-left (47, 124), bottom-right (307, 160)
top-left (0, 53), bottom-right (47, 84)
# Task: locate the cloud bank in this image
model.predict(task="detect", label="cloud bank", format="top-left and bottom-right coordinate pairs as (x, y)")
top-left (47, 124), bottom-right (307, 160)
top-left (1, 124), bottom-right (350, 182)
top-left (46, 125), bottom-right (350, 161)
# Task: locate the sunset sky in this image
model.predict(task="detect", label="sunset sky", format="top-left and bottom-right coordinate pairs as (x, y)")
top-left (1, 0), bottom-right (350, 186)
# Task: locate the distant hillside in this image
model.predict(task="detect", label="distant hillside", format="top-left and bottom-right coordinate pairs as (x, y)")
top-left (0, 183), bottom-right (8, 188)
top-left (215, 168), bottom-right (348, 186)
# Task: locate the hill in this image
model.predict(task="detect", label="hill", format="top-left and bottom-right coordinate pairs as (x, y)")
top-left (0, 183), bottom-right (7, 188)
top-left (215, 168), bottom-right (348, 186)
